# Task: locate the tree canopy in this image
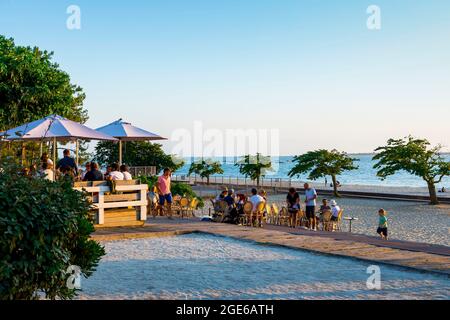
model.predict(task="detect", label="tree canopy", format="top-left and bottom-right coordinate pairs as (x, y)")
top-left (94, 141), bottom-right (184, 173)
top-left (288, 149), bottom-right (358, 196)
top-left (235, 153), bottom-right (273, 187)
top-left (373, 136), bottom-right (449, 204)
top-left (188, 159), bottom-right (224, 184)
top-left (0, 35), bottom-right (87, 130)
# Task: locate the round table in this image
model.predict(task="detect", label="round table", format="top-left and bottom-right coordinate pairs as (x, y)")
top-left (343, 217), bottom-right (359, 233)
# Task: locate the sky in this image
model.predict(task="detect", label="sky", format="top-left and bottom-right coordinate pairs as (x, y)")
top-left (1, 0), bottom-right (449, 156)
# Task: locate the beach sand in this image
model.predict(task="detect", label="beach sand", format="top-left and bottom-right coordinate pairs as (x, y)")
top-left (77, 234), bottom-right (450, 300)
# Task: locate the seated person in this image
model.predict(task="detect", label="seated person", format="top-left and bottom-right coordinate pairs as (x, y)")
top-left (41, 162), bottom-right (55, 182)
top-left (81, 162), bottom-right (91, 180)
top-left (259, 189), bottom-right (268, 201)
top-left (120, 164), bottom-right (133, 180)
top-left (330, 200), bottom-right (341, 221)
top-left (83, 162), bottom-right (104, 181)
top-left (224, 189), bottom-right (236, 207)
top-left (108, 163), bottom-right (124, 181)
top-left (249, 188), bottom-right (265, 212)
top-left (215, 187), bottom-right (228, 202)
top-left (319, 199), bottom-right (331, 214)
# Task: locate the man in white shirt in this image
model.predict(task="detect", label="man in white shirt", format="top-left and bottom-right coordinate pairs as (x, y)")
top-left (304, 183), bottom-right (318, 231)
top-left (108, 163), bottom-right (124, 181)
top-left (120, 164), bottom-right (133, 180)
top-left (249, 188), bottom-right (265, 212)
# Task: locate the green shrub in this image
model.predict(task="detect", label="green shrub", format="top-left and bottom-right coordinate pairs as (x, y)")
top-left (0, 162), bottom-right (105, 300)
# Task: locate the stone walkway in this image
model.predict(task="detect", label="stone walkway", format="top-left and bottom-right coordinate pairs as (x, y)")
top-left (92, 218), bottom-right (450, 275)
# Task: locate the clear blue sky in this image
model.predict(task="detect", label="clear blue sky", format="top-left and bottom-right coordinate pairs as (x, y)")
top-left (1, 0), bottom-right (449, 155)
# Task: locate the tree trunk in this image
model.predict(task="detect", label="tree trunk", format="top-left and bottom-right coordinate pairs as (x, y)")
top-left (256, 176), bottom-right (260, 188)
top-left (331, 175), bottom-right (340, 197)
top-left (206, 176), bottom-right (210, 185)
top-left (426, 180), bottom-right (439, 205)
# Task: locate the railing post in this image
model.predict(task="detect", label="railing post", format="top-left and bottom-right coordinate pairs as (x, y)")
top-left (98, 191), bottom-right (105, 225)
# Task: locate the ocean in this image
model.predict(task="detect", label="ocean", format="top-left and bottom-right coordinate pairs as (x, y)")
top-left (174, 154), bottom-right (450, 189)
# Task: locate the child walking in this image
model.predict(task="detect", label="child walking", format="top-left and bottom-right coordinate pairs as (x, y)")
top-left (377, 209), bottom-right (388, 240)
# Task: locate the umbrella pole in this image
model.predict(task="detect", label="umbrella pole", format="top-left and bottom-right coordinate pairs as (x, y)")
top-left (76, 139), bottom-right (79, 167)
top-left (39, 142), bottom-right (43, 158)
top-left (21, 143), bottom-right (26, 167)
top-left (53, 137), bottom-right (57, 174)
top-left (119, 140), bottom-right (122, 165)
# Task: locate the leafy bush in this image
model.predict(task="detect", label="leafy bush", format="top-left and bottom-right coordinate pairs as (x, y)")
top-left (0, 161), bottom-right (105, 300)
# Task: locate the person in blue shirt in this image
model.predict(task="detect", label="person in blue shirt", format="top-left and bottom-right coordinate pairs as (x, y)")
top-left (56, 149), bottom-right (78, 176)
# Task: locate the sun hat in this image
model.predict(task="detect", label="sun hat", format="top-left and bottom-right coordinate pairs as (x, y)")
top-left (330, 200), bottom-right (337, 206)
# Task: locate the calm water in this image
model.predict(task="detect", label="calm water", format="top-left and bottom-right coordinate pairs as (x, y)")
top-left (175, 155), bottom-right (450, 188)
top-left (79, 234), bottom-right (450, 300)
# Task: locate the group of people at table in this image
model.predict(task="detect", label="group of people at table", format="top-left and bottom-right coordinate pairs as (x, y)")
top-left (34, 149), bottom-right (132, 182)
top-left (214, 183), bottom-right (342, 230)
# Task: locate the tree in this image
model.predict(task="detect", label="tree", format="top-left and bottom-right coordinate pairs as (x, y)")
top-left (373, 136), bottom-right (449, 205)
top-left (0, 35), bottom-right (87, 130)
top-left (0, 160), bottom-right (104, 300)
top-left (0, 35), bottom-right (88, 167)
top-left (288, 149), bottom-right (359, 197)
top-left (94, 141), bottom-right (184, 173)
top-left (188, 159), bottom-right (224, 185)
top-left (235, 153), bottom-right (273, 187)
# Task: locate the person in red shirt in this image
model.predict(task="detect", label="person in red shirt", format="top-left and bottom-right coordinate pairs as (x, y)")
top-left (157, 168), bottom-right (173, 219)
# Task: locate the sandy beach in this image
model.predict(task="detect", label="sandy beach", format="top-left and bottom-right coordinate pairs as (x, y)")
top-left (77, 234), bottom-right (449, 300)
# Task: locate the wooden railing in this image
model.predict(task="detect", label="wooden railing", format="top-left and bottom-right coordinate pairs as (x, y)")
top-left (129, 166), bottom-right (157, 177)
top-left (73, 180), bottom-right (148, 227)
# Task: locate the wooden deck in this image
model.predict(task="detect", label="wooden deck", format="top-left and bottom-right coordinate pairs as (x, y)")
top-left (92, 217), bottom-right (450, 275)
top-left (74, 180), bottom-right (148, 228)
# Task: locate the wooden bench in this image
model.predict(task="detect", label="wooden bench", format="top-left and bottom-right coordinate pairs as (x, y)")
top-left (73, 180), bottom-right (148, 228)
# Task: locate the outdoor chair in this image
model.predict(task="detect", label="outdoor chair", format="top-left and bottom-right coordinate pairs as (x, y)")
top-left (254, 201), bottom-right (266, 228)
top-left (179, 197), bottom-right (189, 218)
top-left (322, 211), bottom-right (333, 231)
top-left (271, 203), bottom-right (280, 225)
top-left (213, 200), bottom-right (229, 222)
top-left (265, 204), bottom-right (273, 224)
top-left (242, 201), bottom-right (254, 226)
top-left (295, 209), bottom-right (306, 228)
top-left (279, 207), bottom-right (290, 227)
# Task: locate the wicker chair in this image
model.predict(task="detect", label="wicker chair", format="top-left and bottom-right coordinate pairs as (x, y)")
top-left (242, 201), bottom-right (254, 226)
top-left (279, 207), bottom-right (290, 227)
top-left (322, 211), bottom-right (333, 231)
top-left (271, 203), bottom-right (280, 225)
top-left (254, 201), bottom-right (266, 227)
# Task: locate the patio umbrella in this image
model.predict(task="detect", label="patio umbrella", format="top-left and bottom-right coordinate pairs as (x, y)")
top-left (1, 114), bottom-right (118, 167)
top-left (96, 119), bottom-right (167, 165)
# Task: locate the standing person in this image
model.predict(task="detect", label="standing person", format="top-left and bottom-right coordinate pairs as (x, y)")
top-left (304, 183), bottom-right (318, 231)
top-left (83, 162), bottom-right (104, 181)
top-left (286, 188), bottom-right (300, 228)
top-left (157, 168), bottom-right (173, 219)
top-left (56, 149), bottom-right (78, 176)
top-left (108, 163), bottom-right (124, 181)
top-left (120, 164), bottom-right (133, 180)
top-left (377, 209), bottom-right (388, 240)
